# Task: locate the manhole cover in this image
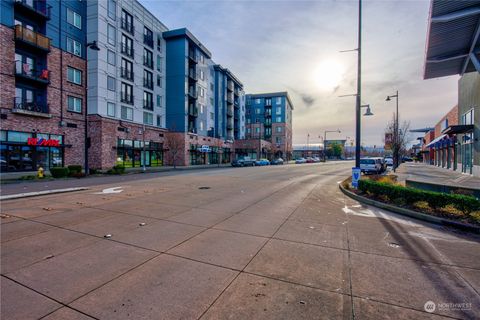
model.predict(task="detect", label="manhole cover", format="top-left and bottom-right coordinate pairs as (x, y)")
top-left (198, 186), bottom-right (211, 190)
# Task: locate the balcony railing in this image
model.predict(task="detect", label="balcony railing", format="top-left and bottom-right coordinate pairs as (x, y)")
top-left (265, 99), bottom-right (272, 106)
top-left (143, 57), bottom-right (153, 69)
top-left (120, 43), bottom-right (134, 58)
top-left (226, 123), bottom-right (233, 130)
top-left (143, 99), bottom-right (153, 110)
top-left (14, 60), bottom-right (50, 84)
top-left (121, 18), bottom-right (134, 35)
top-left (227, 81), bottom-right (234, 92)
top-left (188, 88), bottom-right (198, 99)
top-left (264, 120), bottom-right (272, 126)
top-left (144, 35), bottom-right (154, 48)
top-left (227, 94), bottom-right (234, 104)
top-left (188, 69), bottom-right (198, 81)
top-left (265, 111), bottom-right (272, 117)
top-left (188, 51), bottom-right (198, 64)
top-left (14, 0), bottom-right (51, 20)
top-left (234, 88), bottom-right (240, 96)
top-left (14, 25), bottom-right (50, 52)
top-left (227, 109), bottom-right (233, 117)
top-left (13, 97), bottom-right (49, 114)
top-left (120, 68), bottom-right (134, 81)
top-left (188, 104), bottom-right (198, 117)
top-left (120, 92), bottom-right (134, 105)
top-left (143, 79), bottom-right (154, 90)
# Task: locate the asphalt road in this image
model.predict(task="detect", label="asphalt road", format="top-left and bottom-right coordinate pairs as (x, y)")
top-left (1, 162), bottom-right (479, 319)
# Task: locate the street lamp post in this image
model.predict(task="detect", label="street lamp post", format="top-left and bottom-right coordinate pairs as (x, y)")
top-left (355, 0), bottom-right (362, 169)
top-left (386, 91), bottom-right (399, 172)
top-left (84, 41), bottom-right (100, 176)
top-left (324, 129), bottom-right (341, 161)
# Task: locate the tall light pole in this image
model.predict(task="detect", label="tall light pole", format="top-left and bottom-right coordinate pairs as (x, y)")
top-left (355, 0), bottom-right (362, 168)
top-left (386, 91), bottom-right (399, 172)
top-left (84, 41), bottom-right (100, 175)
top-left (324, 129), bottom-right (341, 161)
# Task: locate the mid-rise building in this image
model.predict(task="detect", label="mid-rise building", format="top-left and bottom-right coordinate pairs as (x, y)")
top-left (1, 0), bottom-right (87, 172)
top-left (245, 92), bottom-right (293, 160)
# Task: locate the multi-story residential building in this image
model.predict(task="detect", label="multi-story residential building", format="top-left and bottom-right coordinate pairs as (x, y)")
top-left (85, 0), bottom-right (168, 170)
top-left (164, 28), bottom-right (245, 166)
top-left (245, 92), bottom-right (293, 160)
top-left (0, 0), bottom-right (87, 172)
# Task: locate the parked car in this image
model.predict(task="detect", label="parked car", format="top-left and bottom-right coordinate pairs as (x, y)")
top-left (384, 157), bottom-right (394, 167)
top-left (402, 156), bottom-right (413, 163)
top-left (306, 157), bottom-right (315, 163)
top-left (295, 158), bottom-right (307, 164)
top-left (312, 157), bottom-right (321, 162)
top-left (271, 158), bottom-right (284, 165)
top-left (371, 157), bottom-right (386, 172)
top-left (255, 158), bottom-right (270, 166)
top-left (231, 157), bottom-right (256, 167)
top-left (360, 157), bottom-right (382, 174)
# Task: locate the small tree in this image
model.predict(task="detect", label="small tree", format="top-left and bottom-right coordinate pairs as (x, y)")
top-left (166, 133), bottom-right (185, 169)
top-left (384, 114), bottom-right (411, 170)
top-left (214, 138), bottom-right (224, 167)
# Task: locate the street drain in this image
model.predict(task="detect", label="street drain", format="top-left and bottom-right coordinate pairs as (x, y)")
top-left (198, 186), bottom-right (211, 190)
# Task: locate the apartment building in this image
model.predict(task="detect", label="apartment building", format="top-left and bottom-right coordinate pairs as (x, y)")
top-left (85, 0), bottom-right (168, 170)
top-left (0, 0), bottom-right (87, 172)
top-left (245, 92), bottom-right (293, 160)
top-left (164, 28), bottom-right (245, 166)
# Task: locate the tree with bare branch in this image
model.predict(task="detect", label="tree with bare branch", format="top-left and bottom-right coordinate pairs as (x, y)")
top-left (384, 114), bottom-right (412, 171)
top-left (166, 133), bottom-right (185, 169)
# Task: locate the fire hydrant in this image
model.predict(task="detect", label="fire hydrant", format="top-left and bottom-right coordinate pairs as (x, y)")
top-left (37, 167), bottom-right (44, 179)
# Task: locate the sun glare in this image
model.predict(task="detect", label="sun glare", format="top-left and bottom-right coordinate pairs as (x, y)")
top-left (315, 60), bottom-right (345, 91)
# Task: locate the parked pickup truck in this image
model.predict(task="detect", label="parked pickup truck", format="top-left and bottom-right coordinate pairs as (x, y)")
top-left (231, 157), bottom-right (256, 167)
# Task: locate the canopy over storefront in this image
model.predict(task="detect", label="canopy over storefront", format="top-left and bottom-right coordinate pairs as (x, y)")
top-left (424, 0), bottom-right (480, 79)
top-left (442, 124), bottom-right (475, 135)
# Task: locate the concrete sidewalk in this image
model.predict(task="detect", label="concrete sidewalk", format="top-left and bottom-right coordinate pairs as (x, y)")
top-left (395, 163), bottom-right (480, 193)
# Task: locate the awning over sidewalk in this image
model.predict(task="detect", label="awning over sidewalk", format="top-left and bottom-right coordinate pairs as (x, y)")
top-left (425, 134), bottom-right (447, 148)
top-left (441, 124), bottom-right (474, 135)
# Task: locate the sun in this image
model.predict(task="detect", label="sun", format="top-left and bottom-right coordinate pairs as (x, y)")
top-left (314, 60), bottom-right (345, 91)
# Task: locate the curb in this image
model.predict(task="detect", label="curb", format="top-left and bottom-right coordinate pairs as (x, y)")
top-left (0, 187), bottom-right (89, 201)
top-left (339, 182), bottom-right (480, 234)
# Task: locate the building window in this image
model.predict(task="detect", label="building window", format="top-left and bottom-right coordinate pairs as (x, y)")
top-left (156, 115), bottom-right (162, 127)
top-left (67, 38), bottom-right (81, 57)
top-left (143, 91), bottom-right (153, 110)
top-left (121, 82), bottom-right (133, 104)
top-left (247, 119), bottom-right (251, 124)
top-left (143, 112), bottom-right (153, 125)
top-left (143, 48), bottom-right (153, 69)
top-left (67, 67), bottom-right (82, 85)
top-left (210, 112), bottom-right (214, 120)
top-left (210, 97), bottom-right (214, 106)
top-left (107, 102), bottom-right (116, 117)
top-left (107, 76), bottom-right (115, 91)
top-left (144, 27), bottom-right (153, 48)
top-left (67, 96), bottom-right (82, 113)
top-left (121, 9), bottom-right (134, 34)
top-left (276, 106), bottom-right (281, 115)
top-left (200, 104), bottom-right (204, 113)
top-left (210, 83), bottom-right (214, 91)
top-left (156, 95), bottom-right (162, 107)
top-left (121, 34), bottom-right (134, 57)
top-left (107, 50), bottom-right (116, 65)
top-left (121, 58), bottom-right (133, 80)
top-left (107, 24), bottom-right (116, 45)
top-left (107, 0), bottom-right (116, 19)
top-left (256, 108), bottom-right (261, 114)
top-left (144, 70), bottom-right (153, 89)
top-left (276, 97), bottom-right (282, 105)
top-left (200, 87), bottom-right (204, 97)
top-left (67, 8), bottom-right (82, 29)
top-left (157, 75), bottom-right (162, 87)
top-left (247, 128), bottom-right (251, 134)
top-left (255, 98), bottom-right (261, 104)
top-left (276, 116), bottom-right (281, 122)
top-left (200, 70), bottom-right (204, 80)
top-left (157, 36), bottom-right (162, 52)
top-left (121, 106), bottom-right (133, 120)
top-left (157, 55), bottom-right (162, 72)
top-left (276, 126), bottom-right (282, 133)
top-left (462, 108), bottom-right (474, 125)
top-left (255, 127), bottom-right (260, 133)
top-left (276, 137), bottom-right (282, 144)
top-left (199, 121), bottom-right (204, 131)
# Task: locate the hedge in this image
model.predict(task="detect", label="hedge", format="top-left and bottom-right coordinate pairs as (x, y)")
top-left (67, 165), bottom-right (82, 175)
top-left (107, 165), bottom-right (125, 175)
top-left (358, 179), bottom-right (480, 214)
top-left (50, 167), bottom-right (69, 178)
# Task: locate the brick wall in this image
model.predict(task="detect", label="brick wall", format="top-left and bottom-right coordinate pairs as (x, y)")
top-left (434, 105), bottom-right (458, 137)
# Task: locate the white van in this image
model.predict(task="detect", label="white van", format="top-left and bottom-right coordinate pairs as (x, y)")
top-left (360, 158), bottom-right (382, 174)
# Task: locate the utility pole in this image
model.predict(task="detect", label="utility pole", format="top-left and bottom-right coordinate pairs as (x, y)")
top-left (142, 125), bottom-right (146, 172)
top-left (355, 0), bottom-right (362, 168)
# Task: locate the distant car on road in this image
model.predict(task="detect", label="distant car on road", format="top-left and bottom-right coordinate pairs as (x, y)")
top-left (360, 157), bottom-right (382, 174)
top-left (255, 158), bottom-right (270, 166)
top-left (402, 156), bottom-right (413, 163)
top-left (312, 157), bottom-right (321, 162)
top-left (306, 157), bottom-right (315, 163)
top-left (231, 157), bottom-right (256, 167)
top-left (384, 157), bottom-right (393, 167)
top-left (371, 157), bottom-right (386, 172)
top-left (271, 158), bottom-right (284, 165)
top-left (295, 158), bottom-right (307, 164)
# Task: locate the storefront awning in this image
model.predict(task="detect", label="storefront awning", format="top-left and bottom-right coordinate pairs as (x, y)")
top-left (425, 134), bottom-right (447, 148)
top-left (441, 124), bottom-right (474, 134)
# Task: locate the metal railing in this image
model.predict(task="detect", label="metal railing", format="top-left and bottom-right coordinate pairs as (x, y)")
top-left (120, 68), bottom-right (134, 81)
top-left (188, 51), bottom-right (198, 63)
top-left (14, 0), bottom-right (51, 19)
top-left (14, 25), bottom-right (50, 51)
top-left (120, 92), bottom-right (134, 104)
top-left (121, 18), bottom-right (134, 34)
top-left (144, 35), bottom-right (153, 48)
top-left (143, 79), bottom-right (153, 90)
top-left (14, 60), bottom-right (49, 82)
top-left (143, 99), bottom-right (153, 110)
top-left (120, 43), bottom-right (134, 57)
top-left (13, 97), bottom-right (48, 113)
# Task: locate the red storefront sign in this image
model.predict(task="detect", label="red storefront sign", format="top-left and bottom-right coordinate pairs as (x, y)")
top-left (27, 138), bottom-right (60, 147)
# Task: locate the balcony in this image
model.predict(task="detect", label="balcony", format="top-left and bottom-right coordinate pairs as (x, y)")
top-left (143, 79), bottom-right (153, 90)
top-left (188, 126), bottom-right (197, 134)
top-left (226, 123), bottom-right (233, 130)
top-left (265, 99), bottom-right (272, 106)
top-left (143, 99), bottom-right (153, 111)
top-left (188, 88), bottom-right (198, 99)
top-left (14, 25), bottom-right (50, 52)
top-left (188, 69), bottom-right (198, 82)
top-left (120, 43), bottom-right (134, 58)
top-left (227, 81), bottom-right (234, 92)
top-left (143, 57), bottom-right (153, 69)
top-left (227, 94), bottom-right (234, 104)
top-left (14, 61), bottom-right (49, 85)
top-left (264, 120), bottom-right (272, 127)
top-left (227, 109), bottom-right (233, 117)
top-left (188, 104), bottom-right (198, 117)
top-left (264, 111), bottom-right (272, 117)
top-left (144, 35), bottom-right (154, 48)
top-left (13, 98), bottom-right (50, 117)
top-left (120, 92), bottom-right (134, 105)
top-left (120, 68), bottom-right (134, 81)
top-left (234, 88), bottom-right (240, 96)
top-left (121, 18), bottom-right (134, 35)
top-left (188, 51), bottom-right (198, 64)
top-left (14, 0), bottom-right (51, 20)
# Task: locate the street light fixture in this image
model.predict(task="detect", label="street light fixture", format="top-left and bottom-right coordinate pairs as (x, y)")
top-left (84, 41), bottom-right (100, 176)
top-left (386, 90), bottom-right (399, 172)
top-left (324, 129), bottom-right (341, 161)
top-left (361, 104), bottom-right (373, 116)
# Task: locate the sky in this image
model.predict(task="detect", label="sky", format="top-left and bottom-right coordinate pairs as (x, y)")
top-left (141, 0), bottom-right (459, 147)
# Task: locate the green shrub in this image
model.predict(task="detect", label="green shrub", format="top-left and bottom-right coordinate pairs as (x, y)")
top-left (358, 179), bottom-right (480, 214)
top-left (108, 165), bottom-right (125, 175)
top-left (50, 167), bottom-right (69, 178)
top-left (67, 165), bottom-right (82, 175)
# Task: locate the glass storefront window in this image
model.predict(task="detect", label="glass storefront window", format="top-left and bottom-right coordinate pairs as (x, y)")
top-left (8, 131), bottom-right (32, 143)
top-left (124, 149), bottom-right (134, 167)
top-left (124, 139), bottom-right (133, 147)
top-left (50, 147), bottom-right (62, 167)
top-left (0, 130), bottom-right (6, 142)
top-left (37, 147), bottom-right (50, 169)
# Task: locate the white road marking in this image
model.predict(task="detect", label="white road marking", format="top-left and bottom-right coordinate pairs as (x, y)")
top-left (94, 187), bottom-right (124, 194)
